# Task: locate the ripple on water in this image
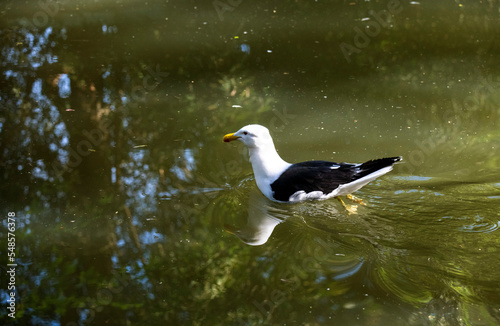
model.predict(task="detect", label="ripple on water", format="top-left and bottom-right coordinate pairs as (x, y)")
top-left (459, 220), bottom-right (500, 233)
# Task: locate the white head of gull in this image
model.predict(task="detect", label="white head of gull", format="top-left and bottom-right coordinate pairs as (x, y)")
top-left (223, 124), bottom-right (291, 200)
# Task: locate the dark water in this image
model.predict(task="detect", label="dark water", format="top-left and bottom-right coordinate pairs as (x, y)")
top-left (1, 1), bottom-right (500, 325)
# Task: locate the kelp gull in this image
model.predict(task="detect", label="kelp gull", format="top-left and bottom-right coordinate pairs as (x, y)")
top-left (223, 124), bottom-right (401, 207)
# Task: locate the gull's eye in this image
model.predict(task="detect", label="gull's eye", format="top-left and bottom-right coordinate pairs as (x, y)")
top-left (243, 131), bottom-right (248, 135)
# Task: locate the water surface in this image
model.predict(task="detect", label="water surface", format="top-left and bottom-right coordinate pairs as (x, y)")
top-left (1, 1), bottom-right (500, 325)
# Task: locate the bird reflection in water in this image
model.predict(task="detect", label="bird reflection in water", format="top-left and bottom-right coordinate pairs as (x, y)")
top-left (223, 186), bottom-right (366, 248)
top-left (224, 187), bottom-right (288, 246)
top-left (223, 186), bottom-right (369, 307)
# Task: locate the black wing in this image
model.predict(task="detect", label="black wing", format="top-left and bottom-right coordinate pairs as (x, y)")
top-left (270, 157), bottom-right (401, 202)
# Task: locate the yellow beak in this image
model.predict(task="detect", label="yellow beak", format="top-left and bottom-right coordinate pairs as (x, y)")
top-left (223, 133), bottom-right (240, 142)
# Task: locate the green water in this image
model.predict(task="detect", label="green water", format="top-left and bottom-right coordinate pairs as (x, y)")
top-left (1, 1), bottom-right (500, 325)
